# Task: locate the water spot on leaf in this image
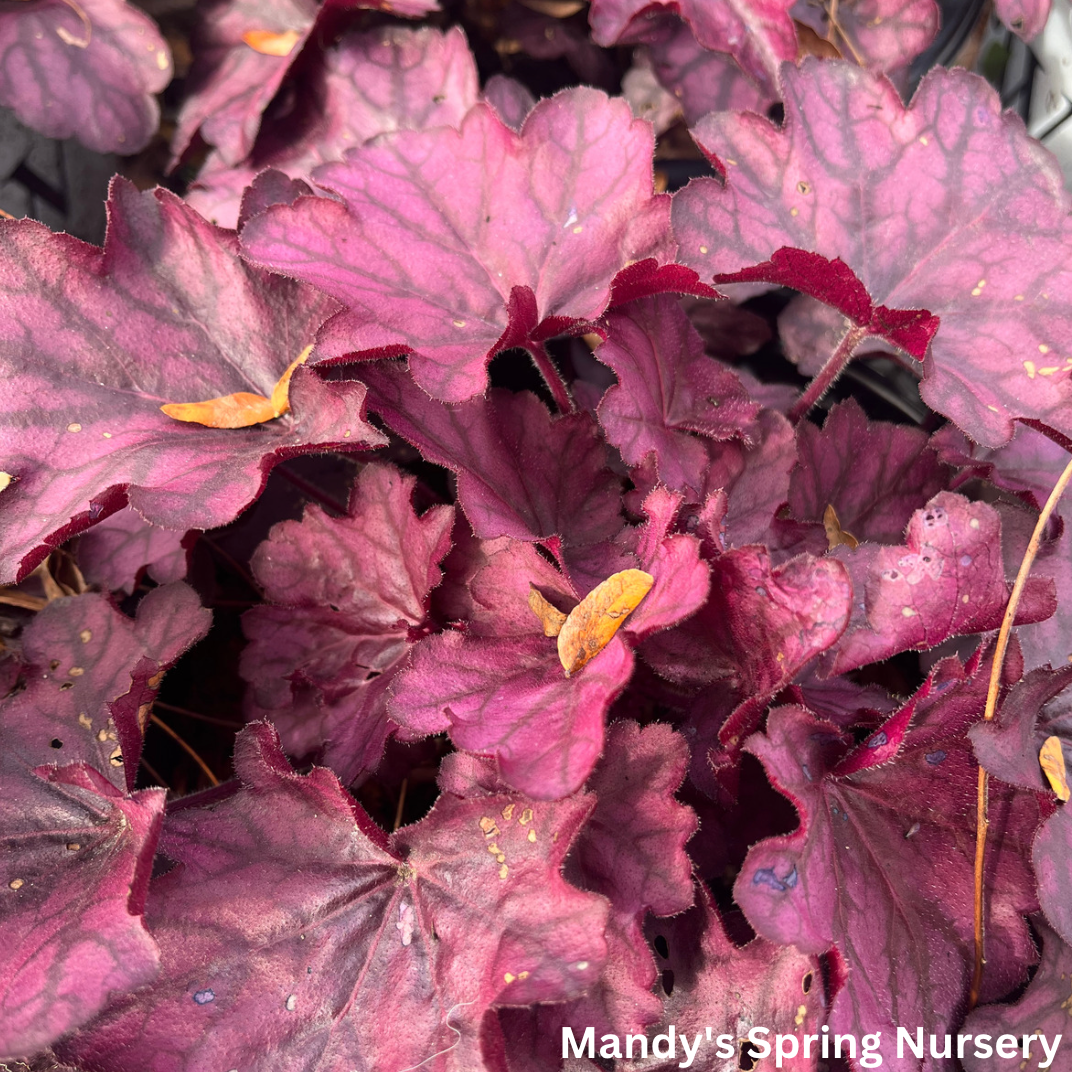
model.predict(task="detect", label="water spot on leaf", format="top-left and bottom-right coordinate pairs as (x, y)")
top-left (192, 989), bottom-right (215, 1005)
top-left (867, 731), bottom-right (888, 748)
top-left (925, 750), bottom-right (946, 765)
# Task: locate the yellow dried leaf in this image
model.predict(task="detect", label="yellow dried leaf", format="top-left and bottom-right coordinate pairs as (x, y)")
top-left (557, 568), bottom-right (654, 677)
top-left (241, 29), bottom-right (302, 56)
top-left (528, 586), bottom-right (567, 637)
top-left (1040, 735), bottom-right (1070, 802)
top-left (823, 503), bottom-right (859, 550)
top-left (161, 346), bottom-right (311, 428)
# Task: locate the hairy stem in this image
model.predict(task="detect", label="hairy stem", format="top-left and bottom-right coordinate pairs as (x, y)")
top-left (970, 451), bottom-right (1072, 1008)
top-left (528, 342), bottom-right (575, 414)
top-left (787, 324), bottom-right (868, 425)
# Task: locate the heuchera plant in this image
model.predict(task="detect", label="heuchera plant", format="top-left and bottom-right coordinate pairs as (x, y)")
top-left (4, 0), bottom-right (1072, 1068)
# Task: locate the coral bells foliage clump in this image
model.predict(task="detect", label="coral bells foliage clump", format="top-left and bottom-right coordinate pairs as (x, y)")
top-left (8, 7), bottom-right (1072, 1071)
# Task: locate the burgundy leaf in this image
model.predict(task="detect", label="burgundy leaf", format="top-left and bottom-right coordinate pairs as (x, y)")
top-left (935, 424), bottom-right (1072, 672)
top-left (791, 0), bottom-right (938, 72)
top-left (0, 179), bottom-right (385, 584)
top-left (587, 0), bottom-right (797, 95)
top-left (240, 462), bottom-right (453, 783)
top-left (596, 295), bottom-right (760, 497)
top-left (360, 362), bottom-right (623, 553)
top-left (1, 585), bottom-right (210, 791)
top-left (644, 545), bottom-right (851, 750)
top-left (63, 722), bottom-right (609, 1072)
top-left (970, 661), bottom-right (1072, 794)
top-left (77, 507), bottom-right (191, 594)
top-left (0, 759), bottom-right (164, 1059)
top-left (823, 492), bottom-right (1056, 675)
top-left (737, 650), bottom-right (1044, 1066)
top-left (1034, 807), bottom-right (1072, 947)
top-left (549, 721), bottom-right (696, 1038)
top-left (625, 884), bottom-right (825, 1071)
top-left (391, 496), bottom-right (707, 799)
top-left (390, 629), bottom-right (635, 800)
top-left (673, 60), bottom-right (1072, 448)
top-left (187, 25), bottom-right (479, 229)
top-left (646, 23), bottom-right (772, 126)
top-left (241, 89), bottom-right (674, 402)
top-left (173, 0), bottom-right (440, 165)
top-left (961, 919), bottom-right (1071, 1072)
top-left (774, 398), bottom-right (949, 556)
top-left (0, 0), bottom-right (171, 153)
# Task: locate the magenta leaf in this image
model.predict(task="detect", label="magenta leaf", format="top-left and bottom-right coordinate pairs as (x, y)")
top-left (240, 462), bottom-right (454, 783)
top-left (64, 722), bottom-right (609, 1072)
top-left (241, 89), bottom-right (674, 402)
top-left (962, 919), bottom-right (1072, 1072)
top-left (77, 507), bottom-right (191, 594)
top-left (673, 60), bottom-right (1072, 448)
top-left (596, 296), bottom-right (760, 497)
top-left (0, 759), bottom-right (164, 1059)
top-left (187, 25), bottom-right (479, 229)
top-left (824, 492), bottom-right (1056, 675)
top-left (791, 0), bottom-right (938, 72)
top-left (391, 496), bottom-right (707, 799)
top-left (2, 585), bottom-right (210, 792)
top-left (774, 398), bottom-right (949, 556)
top-left (738, 650), bottom-right (1045, 1061)
top-left (174, 0), bottom-right (440, 165)
top-left (587, 0), bottom-right (797, 95)
top-left (646, 22), bottom-right (773, 125)
top-left (360, 362), bottom-right (623, 553)
top-left (0, 0), bottom-right (171, 153)
top-left (994, 0), bottom-right (1051, 38)
top-left (0, 178), bottom-right (385, 584)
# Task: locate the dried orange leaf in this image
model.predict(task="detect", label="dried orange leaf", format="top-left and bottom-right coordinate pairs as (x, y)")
top-left (557, 568), bottom-right (654, 677)
top-left (241, 29), bottom-right (302, 56)
top-left (161, 346), bottom-right (311, 429)
top-left (823, 503), bottom-right (859, 550)
top-left (528, 585), bottom-right (567, 637)
top-left (1040, 735), bottom-right (1070, 802)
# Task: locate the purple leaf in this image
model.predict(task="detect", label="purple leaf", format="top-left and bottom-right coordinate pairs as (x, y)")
top-left (0, 0), bottom-right (171, 153)
top-left (187, 25), bottom-right (479, 229)
top-left (240, 462), bottom-right (454, 783)
top-left (173, 0), bottom-right (440, 165)
top-left (588, 0), bottom-right (797, 95)
top-left (823, 492), bottom-right (1056, 675)
top-left (77, 507), bottom-right (191, 594)
top-left (673, 60), bottom-right (1072, 448)
top-left (646, 23), bottom-right (773, 126)
top-left (360, 362), bottom-right (624, 552)
top-left (0, 759), bottom-right (164, 1059)
top-left (1, 585), bottom-right (210, 791)
top-left (63, 722), bottom-right (609, 1072)
top-left (484, 73), bottom-right (536, 132)
top-left (774, 398), bottom-right (949, 556)
top-left (738, 650), bottom-right (1045, 1063)
top-left (961, 919), bottom-right (1072, 1072)
top-left (791, 0), bottom-right (938, 72)
top-left (0, 179), bottom-right (385, 584)
top-left (241, 89), bottom-right (675, 402)
top-left (596, 296), bottom-right (760, 497)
